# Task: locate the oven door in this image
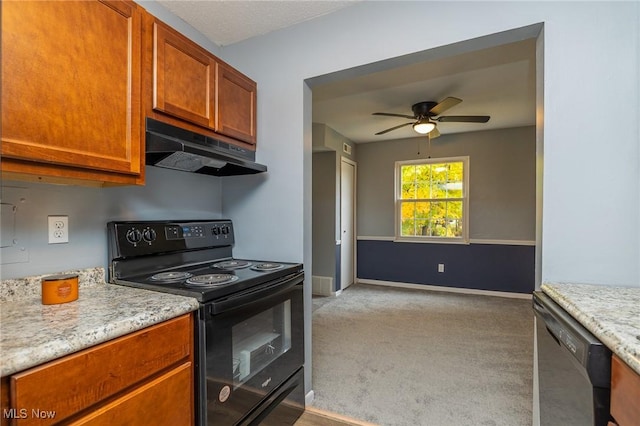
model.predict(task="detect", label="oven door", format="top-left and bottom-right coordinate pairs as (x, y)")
top-left (200, 272), bottom-right (304, 425)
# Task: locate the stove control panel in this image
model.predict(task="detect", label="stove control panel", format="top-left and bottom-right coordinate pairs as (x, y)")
top-left (108, 220), bottom-right (235, 258)
top-left (165, 224), bottom-right (206, 239)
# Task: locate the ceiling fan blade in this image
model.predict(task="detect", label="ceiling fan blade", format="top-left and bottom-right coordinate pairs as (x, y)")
top-left (372, 112), bottom-right (416, 119)
top-left (429, 127), bottom-right (441, 139)
top-left (375, 122), bottom-right (414, 135)
top-left (429, 97), bottom-right (462, 116)
top-left (436, 115), bottom-right (490, 123)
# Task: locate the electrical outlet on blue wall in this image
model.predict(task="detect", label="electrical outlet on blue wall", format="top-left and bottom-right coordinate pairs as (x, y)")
top-left (48, 216), bottom-right (69, 244)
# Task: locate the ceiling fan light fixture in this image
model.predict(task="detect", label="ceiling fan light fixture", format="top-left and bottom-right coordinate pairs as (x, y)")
top-left (413, 119), bottom-right (436, 134)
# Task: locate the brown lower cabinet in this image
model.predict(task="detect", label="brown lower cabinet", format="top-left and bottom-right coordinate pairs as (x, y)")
top-left (1, 314), bottom-right (194, 426)
top-left (610, 354), bottom-right (640, 426)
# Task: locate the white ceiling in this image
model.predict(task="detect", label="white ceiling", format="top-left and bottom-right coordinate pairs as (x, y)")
top-left (154, 1), bottom-right (537, 143)
top-left (156, 0), bottom-right (360, 46)
top-left (312, 38), bottom-right (537, 143)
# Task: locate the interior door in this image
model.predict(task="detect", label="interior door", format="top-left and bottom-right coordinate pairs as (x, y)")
top-left (340, 159), bottom-right (356, 290)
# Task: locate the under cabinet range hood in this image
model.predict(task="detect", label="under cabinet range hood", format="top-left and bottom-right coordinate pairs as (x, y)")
top-left (145, 118), bottom-right (267, 176)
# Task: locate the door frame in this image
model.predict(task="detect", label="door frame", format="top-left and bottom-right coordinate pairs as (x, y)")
top-left (339, 157), bottom-right (357, 291)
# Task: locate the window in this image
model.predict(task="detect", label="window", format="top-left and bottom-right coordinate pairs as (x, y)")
top-left (395, 157), bottom-right (469, 242)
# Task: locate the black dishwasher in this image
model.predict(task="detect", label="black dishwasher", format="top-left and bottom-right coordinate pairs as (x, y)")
top-left (533, 291), bottom-right (612, 426)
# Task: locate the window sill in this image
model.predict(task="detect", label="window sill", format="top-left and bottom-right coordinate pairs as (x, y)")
top-left (393, 237), bottom-right (470, 245)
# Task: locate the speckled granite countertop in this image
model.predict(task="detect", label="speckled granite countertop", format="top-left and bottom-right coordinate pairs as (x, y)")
top-left (541, 282), bottom-right (640, 375)
top-left (0, 268), bottom-right (200, 377)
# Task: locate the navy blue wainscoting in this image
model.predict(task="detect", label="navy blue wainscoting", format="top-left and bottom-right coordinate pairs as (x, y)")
top-left (357, 240), bottom-right (535, 293)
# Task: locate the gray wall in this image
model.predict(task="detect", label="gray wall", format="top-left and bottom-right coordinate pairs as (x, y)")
top-left (312, 152), bottom-right (337, 277)
top-left (357, 126), bottom-right (536, 241)
top-left (314, 124), bottom-right (357, 160)
top-left (3, 0), bottom-right (638, 398)
top-left (311, 123), bottom-right (357, 279)
top-left (220, 2), bottom-right (638, 394)
top-left (221, 0), bottom-right (639, 287)
top-left (1, 167), bottom-right (223, 279)
top-left (0, 0), bottom-right (229, 280)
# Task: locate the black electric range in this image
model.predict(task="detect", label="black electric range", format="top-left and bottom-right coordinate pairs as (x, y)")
top-left (107, 219), bottom-right (306, 426)
top-left (107, 220), bottom-right (303, 303)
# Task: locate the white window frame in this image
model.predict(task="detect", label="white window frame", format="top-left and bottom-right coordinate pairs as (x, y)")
top-left (394, 156), bottom-right (470, 244)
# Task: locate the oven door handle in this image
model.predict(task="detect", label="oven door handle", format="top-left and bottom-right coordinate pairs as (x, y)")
top-left (209, 272), bottom-right (304, 315)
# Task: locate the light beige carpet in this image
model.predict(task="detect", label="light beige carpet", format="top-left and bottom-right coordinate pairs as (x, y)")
top-left (311, 284), bottom-right (533, 426)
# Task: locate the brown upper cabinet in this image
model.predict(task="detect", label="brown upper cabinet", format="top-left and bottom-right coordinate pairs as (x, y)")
top-left (146, 16), bottom-right (257, 146)
top-left (1, 0), bottom-right (144, 186)
top-left (216, 62), bottom-right (257, 145)
top-left (1, 1), bottom-right (258, 187)
top-left (152, 20), bottom-right (217, 130)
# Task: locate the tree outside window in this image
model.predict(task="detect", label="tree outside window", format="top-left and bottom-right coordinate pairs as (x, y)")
top-left (396, 157), bottom-right (469, 242)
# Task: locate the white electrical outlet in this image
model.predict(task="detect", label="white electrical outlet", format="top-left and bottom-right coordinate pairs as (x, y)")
top-left (438, 263), bottom-right (445, 273)
top-left (48, 216), bottom-right (69, 244)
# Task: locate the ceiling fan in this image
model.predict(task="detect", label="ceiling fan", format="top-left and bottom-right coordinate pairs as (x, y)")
top-left (372, 97), bottom-right (490, 138)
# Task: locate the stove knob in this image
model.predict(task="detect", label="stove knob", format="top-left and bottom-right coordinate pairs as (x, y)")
top-left (212, 227), bottom-right (221, 236)
top-left (126, 228), bottom-right (142, 244)
top-left (142, 228), bottom-right (157, 243)
top-left (221, 226), bottom-right (230, 235)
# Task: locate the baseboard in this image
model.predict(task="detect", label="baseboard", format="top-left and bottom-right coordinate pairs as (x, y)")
top-left (533, 319), bottom-right (540, 426)
top-left (305, 390), bottom-right (315, 406)
top-left (312, 275), bottom-right (334, 296)
top-left (357, 278), bottom-right (532, 299)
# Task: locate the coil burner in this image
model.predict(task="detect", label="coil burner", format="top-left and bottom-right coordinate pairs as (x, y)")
top-left (251, 263), bottom-right (284, 272)
top-left (186, 274), bottom-right (239, 287)
top-left (150, 271), bottom-right (193, 283)
top-left (211, 260), bottom-right (252, 270)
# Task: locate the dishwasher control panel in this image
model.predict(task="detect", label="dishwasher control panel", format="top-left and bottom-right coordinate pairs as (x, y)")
top-left (558, 328), bottom-right (581, 358)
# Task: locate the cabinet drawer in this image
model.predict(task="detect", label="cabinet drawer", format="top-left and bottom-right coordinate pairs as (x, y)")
top-left (610, 354), bottom-right (640, 426)
top-left (10, 315), bottom-right (192, 425)
top-left (69, 362), bottom-right (192, 426)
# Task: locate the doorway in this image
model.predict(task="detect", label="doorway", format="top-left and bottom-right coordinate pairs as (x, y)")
top-left (308, 24), bottom-right (543, 294)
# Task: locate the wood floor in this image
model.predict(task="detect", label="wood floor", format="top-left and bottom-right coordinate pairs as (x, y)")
top-left (294, 407), bottom-right (376, 426)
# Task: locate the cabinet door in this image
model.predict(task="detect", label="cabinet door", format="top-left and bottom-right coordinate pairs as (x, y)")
top-left (610, 354), bottom-right (640, 426)
top-left (216, 63), bottom-right (257, 144)
top-left (1, 0), bottom-right (142, 180)
top-left (10, 315), bottom-right (192, 426)
top-left (68, 363), bottom-right (193, 426)
top-left (153, 21), bottom-right (216, 129)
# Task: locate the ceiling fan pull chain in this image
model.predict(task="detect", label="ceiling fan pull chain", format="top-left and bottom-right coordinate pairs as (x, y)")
top-left (418, 133), bottom-right (432, 158)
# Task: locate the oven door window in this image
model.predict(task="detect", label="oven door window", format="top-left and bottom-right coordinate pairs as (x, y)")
top-left (232, 300), bottom-right (292, 388)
